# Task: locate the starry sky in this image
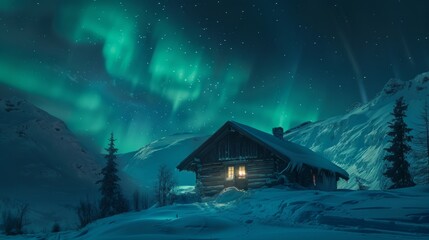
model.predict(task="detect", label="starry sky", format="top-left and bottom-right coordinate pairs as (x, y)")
top-left (1, 0), bottom-right (429, 153)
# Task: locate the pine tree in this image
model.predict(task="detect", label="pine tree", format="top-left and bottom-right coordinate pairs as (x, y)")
top-left (383, 97), bottom-right (415, 189)
top-left (97, 133), bottom-right (128, 217)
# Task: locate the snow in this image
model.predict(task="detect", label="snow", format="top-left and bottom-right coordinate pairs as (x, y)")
top-left (2, 72), bottom-right (428, 238)
top-left (285, 72), bottom-right (429, 189)
top-left (171, 185), bottom-right (195, 195)
top-left (0, 99), bottom-right (205, 233)
top-left (0, 98), bottom-right (100, 183)
top-left (5, 185), bottom-right (429, 239)
top-left (0, 98), bottom-right (102, 232)
top-left (121, 133), bottom-right (209, 189)
top-left (229, 121), bottom-right (349, 179)
top-left (215, 187), bottom-right (248, 204)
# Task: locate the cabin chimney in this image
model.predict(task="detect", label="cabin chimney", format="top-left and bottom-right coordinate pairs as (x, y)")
top-left (272, 127), bottom-right (284, 140)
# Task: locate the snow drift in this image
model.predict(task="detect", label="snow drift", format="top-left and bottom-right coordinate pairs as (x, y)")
top-left (11, 186), bottom-right (429, 240)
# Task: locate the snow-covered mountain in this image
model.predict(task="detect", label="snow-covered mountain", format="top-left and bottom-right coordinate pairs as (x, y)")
top-left (0, 98), bottom-right (101, 230)
top-left (121, 133), bottom-right (208, 189)
top-left (285, 72), bottom-right (429, 190)
top-left (121, 73), bottom-right (428, 191)
top-left (0, 98), bottom-right (100, 190)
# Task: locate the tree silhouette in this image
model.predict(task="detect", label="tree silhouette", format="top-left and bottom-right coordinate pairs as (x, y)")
top-left (384, 97), bottom-right (415, 189)
top-left (155, 165), bottom-right (175, 207)
top-left (97, 133), bottom-right (128, 217)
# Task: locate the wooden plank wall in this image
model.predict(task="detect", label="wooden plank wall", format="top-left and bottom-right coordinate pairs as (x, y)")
top-left (246, 158), bottom-right (276, 189)
top-left (198, 162), bottom-right (225, 196)
top-left (198, 158), bottom-right (278, 196)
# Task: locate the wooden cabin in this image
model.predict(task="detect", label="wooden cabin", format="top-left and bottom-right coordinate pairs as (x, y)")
top-left (177, 121), bottom-right (349, 196)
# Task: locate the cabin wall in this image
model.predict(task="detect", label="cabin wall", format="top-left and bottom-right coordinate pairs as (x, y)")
top-left (202, 131), bottom-right (271, 163)
top-left (281, 164), bottom-right (338, 191)
top-left (281, 167), bottom-right (309, 187)
top-left (197, 162), bottom-right (225, 196)
top-left (316, 171), bottom-right (337, 191)
top-left (196, 130), bottom-right (279, 196)
top-left (197, 158), bottom-right (278, 196)
top-left (198, 160), bottom-right (339, 195)
top-left (193, 129), bottom-right (339, 196)
top-left (245, 158), bottom-right (277, 189)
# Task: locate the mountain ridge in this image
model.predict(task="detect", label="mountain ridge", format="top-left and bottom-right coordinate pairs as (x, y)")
top-left (285, 72), bottom-right (429, 189)
top-left (0, 97), bottom-right (102, 230)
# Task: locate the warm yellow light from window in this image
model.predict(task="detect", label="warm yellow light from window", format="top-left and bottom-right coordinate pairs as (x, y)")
top-left (238, 165), bottom-right (246, 179)
top-left (226, 166), bottom-right (234, 180)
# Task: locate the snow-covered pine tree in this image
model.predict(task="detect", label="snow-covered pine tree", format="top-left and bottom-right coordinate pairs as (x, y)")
top-left (97, 133), bottom-right (128, 217)
top-left (383, 97), bottom-right (416, 189)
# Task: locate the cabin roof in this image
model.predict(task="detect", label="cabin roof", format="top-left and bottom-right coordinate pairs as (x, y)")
top-left (177, 121), bottom-right (349, 180)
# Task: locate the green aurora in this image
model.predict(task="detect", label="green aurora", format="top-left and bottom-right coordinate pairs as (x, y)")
top-left (1, 0), bottom-right (427, 152)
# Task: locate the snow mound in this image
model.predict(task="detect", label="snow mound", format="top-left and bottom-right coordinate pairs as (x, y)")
top-left (215, 187), bottom-right (248, 204)
top-left (285, 72), bottom-right (429, 189)
top-left (172, 186), bottom-right (196, 195)
top-left (170, 186), bottom-right (200, 204)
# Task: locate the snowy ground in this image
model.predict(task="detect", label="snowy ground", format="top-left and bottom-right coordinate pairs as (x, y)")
top-left (4, 185), bottom-right (429, 240)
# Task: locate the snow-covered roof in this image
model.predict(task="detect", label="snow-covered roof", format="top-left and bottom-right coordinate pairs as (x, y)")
top-left (177, 121), bottom-right (349, 180)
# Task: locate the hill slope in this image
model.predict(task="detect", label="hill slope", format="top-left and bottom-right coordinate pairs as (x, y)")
top-left (285, 72), bottom-right (429, 189)
top-left (0, 98), bottom-right (101, 230)
top-left (121, 133), bottom-right (209, 189)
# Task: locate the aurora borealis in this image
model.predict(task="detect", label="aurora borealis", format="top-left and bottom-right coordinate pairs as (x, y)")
top-left (1, 0), bottom-right (429, 153)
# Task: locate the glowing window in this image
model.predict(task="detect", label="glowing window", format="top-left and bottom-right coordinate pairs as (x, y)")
top-left (238, 165), bottom-right (246, 179)
top-left (226, 166), bottom-right (234, 180)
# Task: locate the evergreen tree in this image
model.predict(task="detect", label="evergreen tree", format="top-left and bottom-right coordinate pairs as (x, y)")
top-left (383, 97), bottom-right (415, 189)
top-left (97, 133), bottom-right (128, 217)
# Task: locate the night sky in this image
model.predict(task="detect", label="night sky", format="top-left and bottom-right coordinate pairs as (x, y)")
top-left (1, 0), bottom-right (428, 153)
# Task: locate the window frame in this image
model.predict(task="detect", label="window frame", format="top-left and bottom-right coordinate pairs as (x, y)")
top-left (238, 165), bottom-right (246, 179)
top-left (226, 166), bottom-right (235, 181)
